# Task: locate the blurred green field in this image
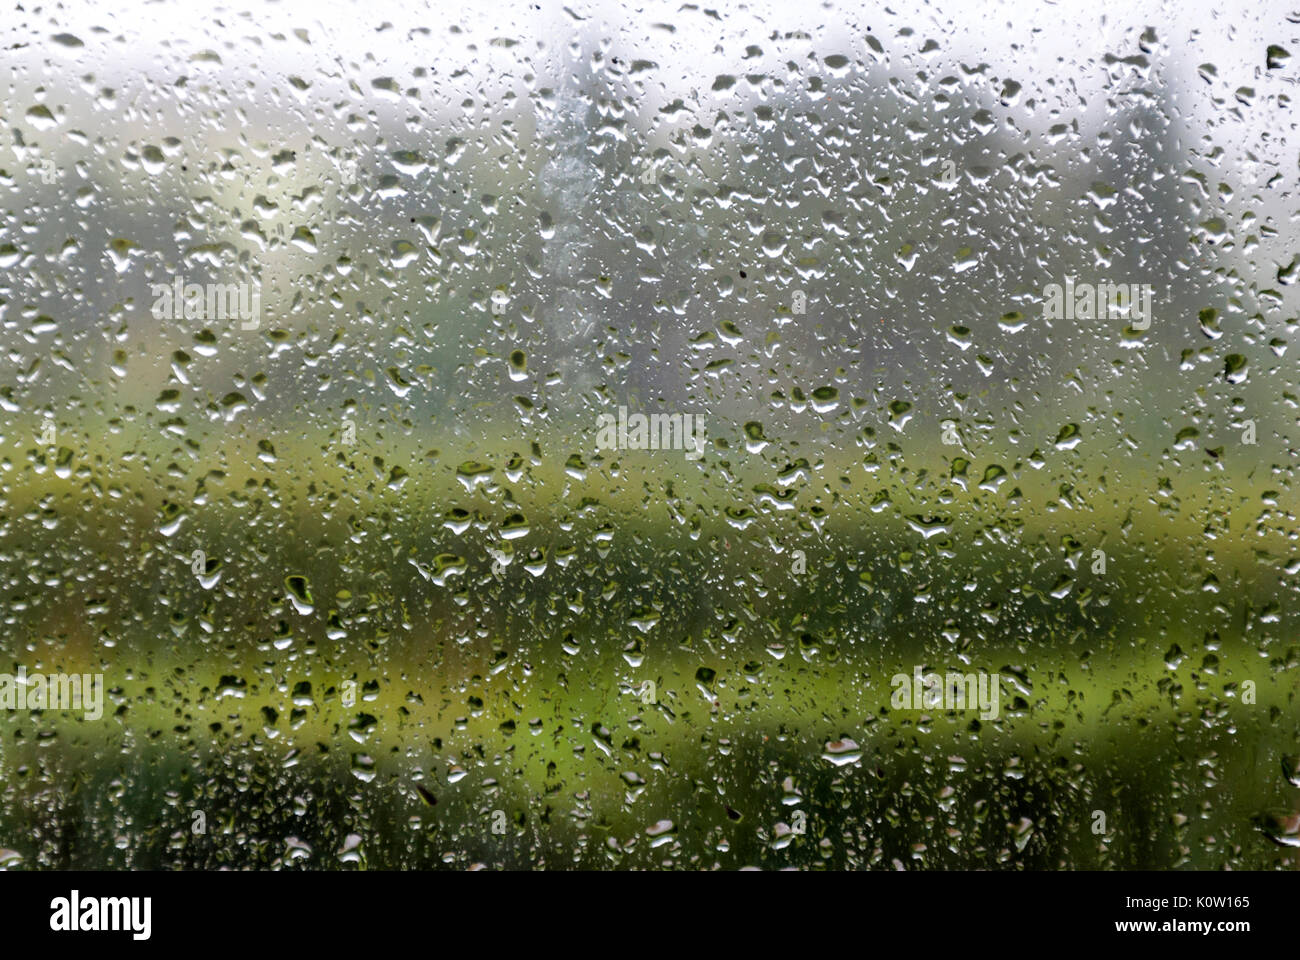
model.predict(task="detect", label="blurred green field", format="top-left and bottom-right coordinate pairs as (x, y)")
top-left (1, 417), bottom-right (1296, 869)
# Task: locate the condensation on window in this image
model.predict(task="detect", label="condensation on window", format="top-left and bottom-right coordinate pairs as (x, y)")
top-left (0, 1), bottom-right (1296, 870)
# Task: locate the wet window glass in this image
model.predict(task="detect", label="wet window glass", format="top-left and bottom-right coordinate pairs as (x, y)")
top-left (1, 1), bottom-right (1297, 871)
